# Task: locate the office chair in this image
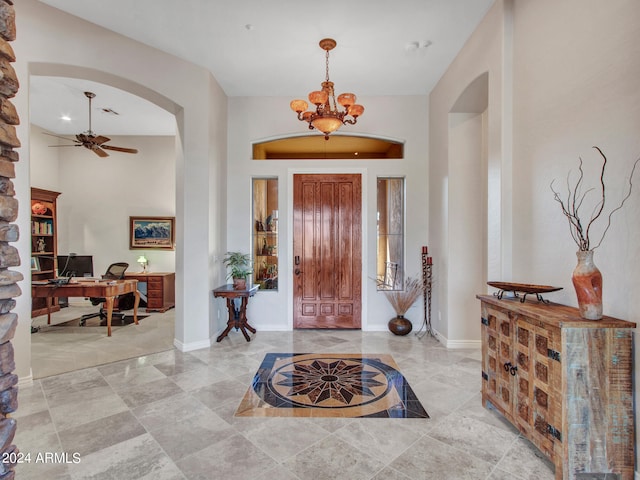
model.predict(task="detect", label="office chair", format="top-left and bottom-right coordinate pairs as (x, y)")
top-left (79, 262), bottom-right (129, 326)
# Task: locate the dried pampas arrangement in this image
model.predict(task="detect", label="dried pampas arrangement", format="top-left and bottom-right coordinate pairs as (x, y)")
top-left (383, 276), bottom-right (424, 315)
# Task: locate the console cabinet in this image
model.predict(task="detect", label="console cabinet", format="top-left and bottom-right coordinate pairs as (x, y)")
top-left (478, 295), bottom-right (635, 480)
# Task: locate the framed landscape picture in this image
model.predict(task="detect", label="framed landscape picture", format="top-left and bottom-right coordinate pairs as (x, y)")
top-left (129, 216), bottom-right (175, 250)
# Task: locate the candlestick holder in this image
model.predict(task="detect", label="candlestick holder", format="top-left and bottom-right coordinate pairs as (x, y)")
top-left (416, 247), bottom-right (433, 338)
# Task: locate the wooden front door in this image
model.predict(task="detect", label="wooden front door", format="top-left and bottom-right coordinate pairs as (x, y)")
top-left (293, 174), bottom-right (362, 328)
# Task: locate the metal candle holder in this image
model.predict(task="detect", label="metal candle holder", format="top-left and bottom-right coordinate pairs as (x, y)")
top-left (416, 247), bottom-right (433, 338)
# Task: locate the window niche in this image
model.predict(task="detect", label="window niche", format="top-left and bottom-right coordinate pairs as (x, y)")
top-left (252, 178), bottom-right (278, 290)
top-left (377, 177), bottom-right (404, 290)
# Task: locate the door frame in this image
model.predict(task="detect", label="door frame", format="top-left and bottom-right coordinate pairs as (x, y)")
top-left (286, 167), bottom-right (368, 330)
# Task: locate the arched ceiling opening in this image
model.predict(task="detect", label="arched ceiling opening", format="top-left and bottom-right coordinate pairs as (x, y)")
top-left (253, 135), bottom-right (404, 160)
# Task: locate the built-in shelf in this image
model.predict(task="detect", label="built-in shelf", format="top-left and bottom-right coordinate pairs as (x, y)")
top-left (252, 178), bottom-right (278, 290)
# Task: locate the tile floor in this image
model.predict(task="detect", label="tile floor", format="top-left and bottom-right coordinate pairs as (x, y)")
top-left (30, 303), bottom-right (175, 378)
top-left (16, 326), bottom-right (556, 479)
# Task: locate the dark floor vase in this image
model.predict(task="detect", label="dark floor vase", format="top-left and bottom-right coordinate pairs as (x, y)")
top-left (388, 315), bottom-right (412, 335)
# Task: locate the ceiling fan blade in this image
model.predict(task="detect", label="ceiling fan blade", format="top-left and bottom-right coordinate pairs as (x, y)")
top-left (48, 144), bottom-right (82, 147)
top-left (92, 135), bottom-right (111, 145)
top-left (82, 142), bottom-right (109, 157)
top-left (92, 147), bottom-right (109, 158)
top-left (43, 131), bottom-right (81, 143)
top-left (101, 145), bottom-right (139, 154)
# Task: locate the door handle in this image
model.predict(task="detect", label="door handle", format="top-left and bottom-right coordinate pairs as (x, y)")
top-left (295, 256), bottom-right (300, 265)
top-left (295, 269), bottom-right (302, 276)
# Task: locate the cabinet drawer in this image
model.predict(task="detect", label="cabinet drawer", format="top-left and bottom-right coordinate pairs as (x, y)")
top-left (147, 297), bottom-right (163, 308)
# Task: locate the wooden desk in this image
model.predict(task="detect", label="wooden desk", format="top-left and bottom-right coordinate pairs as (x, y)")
top-left (32, 279), bottom-right (140, 337)
top-left (213, 284), bottom-right (259, 342)
top-left (125, 272), bottom-right (175, 312)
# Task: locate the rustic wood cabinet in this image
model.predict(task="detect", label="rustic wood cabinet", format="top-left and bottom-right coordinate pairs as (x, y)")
top-left (478, 295), bottom-right (635, 480)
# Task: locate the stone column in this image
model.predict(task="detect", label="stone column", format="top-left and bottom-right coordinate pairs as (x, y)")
top-left (0, 1), bottom-right (21, 479)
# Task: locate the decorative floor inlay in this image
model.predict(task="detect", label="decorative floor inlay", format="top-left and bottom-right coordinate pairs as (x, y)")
top-left (235, 353), bottom-right (429, 418)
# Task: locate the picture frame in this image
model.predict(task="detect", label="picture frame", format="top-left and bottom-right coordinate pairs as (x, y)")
top-left (31, 257), bottom-right (40, 271)
top-left (129, 216), bottom-right (175, 250)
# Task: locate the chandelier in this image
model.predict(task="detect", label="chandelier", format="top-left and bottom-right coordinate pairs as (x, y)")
top-left (290, 38), bottom-right (364, 140)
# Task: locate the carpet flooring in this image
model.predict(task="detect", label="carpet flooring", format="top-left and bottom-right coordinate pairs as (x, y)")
top-left (236, 353), bottom-right (429, 418)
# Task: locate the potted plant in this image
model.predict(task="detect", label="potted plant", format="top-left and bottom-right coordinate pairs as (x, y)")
top-left (223, 251), bottom-right (252, 289)
top-left (381, 276), bottom-right (424, 335)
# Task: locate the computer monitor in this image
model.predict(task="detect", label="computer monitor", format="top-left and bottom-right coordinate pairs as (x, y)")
top-left (57, 255), bottom-right (94, 278)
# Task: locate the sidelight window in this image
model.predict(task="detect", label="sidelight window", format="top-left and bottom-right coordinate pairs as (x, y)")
top-left (377, 177), bottom-right (404, 290)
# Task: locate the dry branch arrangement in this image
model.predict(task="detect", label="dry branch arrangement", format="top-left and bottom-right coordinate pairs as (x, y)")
top-left (550, 146), bottom-right (639, 251)
top-left (383, 276), bottom-right (424, 316)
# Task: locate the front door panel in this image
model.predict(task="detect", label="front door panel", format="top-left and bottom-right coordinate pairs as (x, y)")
top-left (293, 174), bottom-right (361, 328)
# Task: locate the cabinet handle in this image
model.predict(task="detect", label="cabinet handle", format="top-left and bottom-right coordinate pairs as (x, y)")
top-left (503, 362), bottom-right (518, 376)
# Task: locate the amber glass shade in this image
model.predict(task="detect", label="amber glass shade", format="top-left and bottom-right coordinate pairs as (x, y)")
top-left (301, 111), bottom-right (313, 121)
top-left (308, 90), bottom-right (328, 105)
top-left (337, 93), bottom-right (356, 108)
top-left (348, 104), bottom-right (364, 117)
top-left (290, 99), bottom-right (309, 113)
top-left (311, 116), bottom-right (343, 135)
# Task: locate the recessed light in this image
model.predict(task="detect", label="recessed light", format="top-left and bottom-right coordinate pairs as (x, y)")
top-left (60, 115), bottom-right (71, 122)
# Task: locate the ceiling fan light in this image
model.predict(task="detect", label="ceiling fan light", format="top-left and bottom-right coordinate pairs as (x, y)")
top-left (311, 116), bottom-right (343, 135)
top-left (348, 104), bottom-right (364, 117)
top-left (308, 90), bottom-right (328, 105)
top-left (290, 99), bottom-right (309, 113)
top-left (337, 93), bottom-right (356, 108)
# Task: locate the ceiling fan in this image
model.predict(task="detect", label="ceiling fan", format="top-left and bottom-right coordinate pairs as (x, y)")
top-left (46, 91), bottom-right (138, 157)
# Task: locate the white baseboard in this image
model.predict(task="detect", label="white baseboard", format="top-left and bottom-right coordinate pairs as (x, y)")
top-left (432, 329), bottom-right (481, 349)
top-left (18, 369), bottom-right (34, 387)
top-left (173, 338), bottom-right (211, 352)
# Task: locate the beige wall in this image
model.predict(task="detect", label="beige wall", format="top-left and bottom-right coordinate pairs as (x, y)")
top-left (431, 0), bottom-right (640, 469)
top-left (429, 1), bottom-right (508, 344)
top-left (227, 95), bottom-right (430, 331)
top-left (30, 125), bottom-right (177, 276)
top-left (14, 0), bottom-right (228, 380)
top-left (430, 0), bottom-right (639, 336)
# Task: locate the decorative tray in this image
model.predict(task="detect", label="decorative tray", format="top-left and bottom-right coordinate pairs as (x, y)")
top-left (487, 282), bottom-right (562, 303)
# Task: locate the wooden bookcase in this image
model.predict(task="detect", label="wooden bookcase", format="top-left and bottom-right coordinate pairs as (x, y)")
top-left (478, 295), bottom-right (635, 480)
top-left (31, 187), bottom-right (61, 317)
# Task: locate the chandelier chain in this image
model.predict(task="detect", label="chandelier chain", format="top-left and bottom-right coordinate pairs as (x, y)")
top-left (324, 49), bottom-right (337, 112)
top-left (325, 50), bottom-right (330, 83)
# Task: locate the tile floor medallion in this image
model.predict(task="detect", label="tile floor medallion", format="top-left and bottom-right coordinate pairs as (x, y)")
top-left (236, 353), bottom-right (429, 418)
